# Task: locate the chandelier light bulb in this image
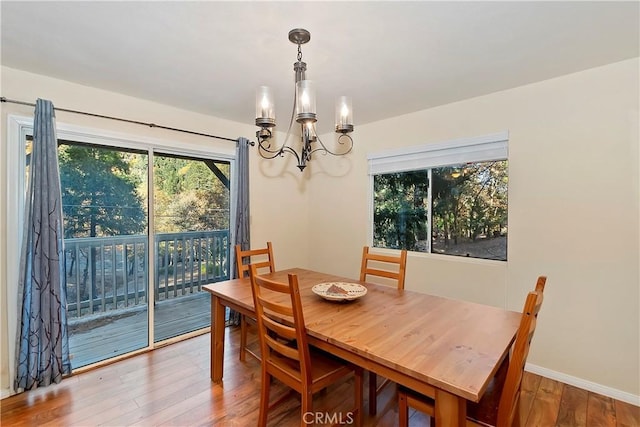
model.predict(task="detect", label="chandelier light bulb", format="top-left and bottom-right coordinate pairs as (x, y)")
top-left (255, 86), bottom-right (275, 128)
top-left (335, 96), bottom-right (353, 133)
top-left (295, 80), bottom-right (316, 123)
top-left (300, 91), bottom-right (310, 110)
top-left (340, 105), bottom-right (349, 122)
top-left (261, 96), bottom-right (270, 117)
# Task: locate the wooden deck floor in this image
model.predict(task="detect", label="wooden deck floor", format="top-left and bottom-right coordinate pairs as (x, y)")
top-left (2, 330), bottom-right (638, 426)
top-left (68, 292), bottom-right (211, 368)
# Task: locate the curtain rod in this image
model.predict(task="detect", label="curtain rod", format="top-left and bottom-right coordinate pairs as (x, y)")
top-left (1, 96), bottom-right (244, 143)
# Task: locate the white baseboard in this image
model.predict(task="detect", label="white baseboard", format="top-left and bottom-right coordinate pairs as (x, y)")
top-left (1, 387), bottom-right (13, 400)
top-left (526, 363), bottom-right (640, 406)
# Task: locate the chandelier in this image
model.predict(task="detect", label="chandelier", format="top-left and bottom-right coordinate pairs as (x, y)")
top-left (255, 28), bottom-right (354, 172)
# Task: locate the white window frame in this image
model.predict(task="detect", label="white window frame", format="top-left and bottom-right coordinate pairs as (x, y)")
top-left (367, 131), bottom-right (508, 257)
top-left (5, 115), bottom-right (236, 394)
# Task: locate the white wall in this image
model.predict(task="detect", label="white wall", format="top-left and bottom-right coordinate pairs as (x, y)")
top-left (2, 58), bottom-right (639, 403)
top-left (307, 58), bottom-right (640, 401)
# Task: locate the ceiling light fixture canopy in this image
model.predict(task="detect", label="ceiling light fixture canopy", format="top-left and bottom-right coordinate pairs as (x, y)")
top-left (255, 28), bottom-right (354, 172)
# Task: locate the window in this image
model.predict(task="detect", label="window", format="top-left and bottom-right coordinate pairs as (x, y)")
top-left (369, 132), bottom-right (508, 261)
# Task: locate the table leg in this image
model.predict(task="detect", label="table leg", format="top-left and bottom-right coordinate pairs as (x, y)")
top-left (211, 295), bottom-right (225, 383)
top-left (435, 388), bottom-right (466, 427)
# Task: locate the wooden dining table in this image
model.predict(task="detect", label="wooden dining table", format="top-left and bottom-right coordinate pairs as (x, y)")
top-left (203, 268), bottom-right (521, 427)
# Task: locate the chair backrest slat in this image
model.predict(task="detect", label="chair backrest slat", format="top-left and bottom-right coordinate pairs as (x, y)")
top-left (249, 265), bottom-right (313, 384)
top-left (359, 246), bottom-right (408, 290)
top-left (235, 242), bottom-right (275, 278)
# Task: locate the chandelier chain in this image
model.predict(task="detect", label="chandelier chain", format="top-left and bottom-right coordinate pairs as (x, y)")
top-left (297, 44), bottom-right (303, 62)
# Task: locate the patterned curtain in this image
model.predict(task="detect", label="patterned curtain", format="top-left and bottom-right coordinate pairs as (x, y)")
top-left (234, 137), bottom-right (251, 262)
top-left (15, 99), bottom-right (71, 391)
top-left (228, 137), bottom-right (251, 325)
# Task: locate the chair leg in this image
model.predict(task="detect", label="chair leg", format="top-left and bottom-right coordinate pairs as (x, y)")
top-left (258, 370), bottom-right (270, 427)
top-left (301, 390), bottom-right (313, 427)
top-left (398, 390), bottom-right (409, 427)
top-left (512, 399), bottom-right (522, 427)
top-left (239, 314), bottom-right (247, 361)
top-left (369, 371), bottom-right (378, 415)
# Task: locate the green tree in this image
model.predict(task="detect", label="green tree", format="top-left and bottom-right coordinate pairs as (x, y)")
top-left (59, 142), bottom-right (146, 297)
top-left (153, 156), bottom-right (229, 233)
top-left (431, 161), bottom-right (508, 254)
top-left (59, 143), bottom-right (146, 238)
top-left (373, 170), bottom-right (428, 250)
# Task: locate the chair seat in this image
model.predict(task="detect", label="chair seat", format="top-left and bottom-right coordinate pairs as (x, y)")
top-left (398, 348), bottom-right (509, 426)
top-left (399, 367), bottom-right (505, 427)
top-left (466, 360), bottom-right (507, 426)
top-left (269, 349), bottom-right (358, 394)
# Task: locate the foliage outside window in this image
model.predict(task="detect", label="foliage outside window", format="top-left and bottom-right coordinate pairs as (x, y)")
top-left (53, 141), bottom-right (231, 239)
top-left (372, 149), bottom-right (508, 261)
top-left (58, 140), bottom-right (147, 239)
top-left (154, 155), bottom-right (230, 233)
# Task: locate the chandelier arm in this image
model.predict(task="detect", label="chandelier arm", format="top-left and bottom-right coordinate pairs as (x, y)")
top-left (308, 124), bottom-right (354, 157)
top-left (256, 143), bottom-right (285, 159)
top-left (256, 136), bottom-right (286, 154)
top-left (281, 145), bottom-right (302, 165)
top-left (311, 134), bottom-right (354, 157)
top-left (256, 137), bottom-right (303, 165)
top-left (256, 129), bottom-right (285, 158)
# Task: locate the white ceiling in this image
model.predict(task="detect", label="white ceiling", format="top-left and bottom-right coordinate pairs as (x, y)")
top-left (2, 1), bottom-right (638, 135)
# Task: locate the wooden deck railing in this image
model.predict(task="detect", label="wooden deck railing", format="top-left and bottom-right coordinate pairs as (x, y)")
top-left (65, 230), bottom-right (230, 319)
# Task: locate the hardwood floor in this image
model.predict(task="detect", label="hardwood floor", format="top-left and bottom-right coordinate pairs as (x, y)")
top-left (1, 328), bottom-right (638, 426)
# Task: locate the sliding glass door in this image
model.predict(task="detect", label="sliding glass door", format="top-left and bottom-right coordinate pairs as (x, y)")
top-left (9, 116), bottom-right (236, 384)
top-left (22, 134), bottom-right (232, 370)
top-left (152, 153), bottom-right (230, 342)
top-left (55, 140), bottom-right (150, 368)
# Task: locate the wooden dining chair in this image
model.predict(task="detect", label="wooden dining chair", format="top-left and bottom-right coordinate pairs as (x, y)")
top-left (234, 242), bottom-right (275, 362)
top-left (360, 246), bottom-right (408, 415)
top-left (398, 276), bottom-right (547, 427)
top-left (360, 246), bottom-right (408, 290)
top-left (248, 265), bottom-right (364, 427)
